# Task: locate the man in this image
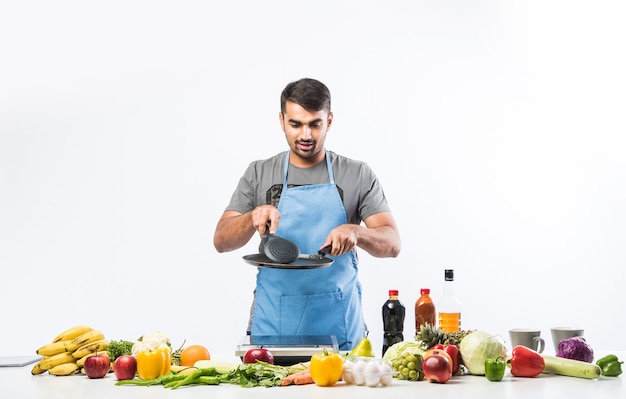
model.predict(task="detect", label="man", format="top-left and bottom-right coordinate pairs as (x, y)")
top-left (213, 78), bottom-right (400, 350)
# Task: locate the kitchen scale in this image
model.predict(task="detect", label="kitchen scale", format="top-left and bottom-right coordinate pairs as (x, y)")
top-left (0, 356), bottom-right (42, 367)
top-left (235, 335), bottom-right (338, 366)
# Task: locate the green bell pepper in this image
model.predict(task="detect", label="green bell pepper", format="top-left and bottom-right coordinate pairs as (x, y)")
top-left (596, 354), bottom-right (623, 377)
top-left (485, 356), bottom-right (506, 381)
top-left (596, 354), bottom-right (618, 368)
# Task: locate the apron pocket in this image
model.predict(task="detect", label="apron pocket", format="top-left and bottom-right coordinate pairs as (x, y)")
top-left (279, 292), bottom-right (348, 344)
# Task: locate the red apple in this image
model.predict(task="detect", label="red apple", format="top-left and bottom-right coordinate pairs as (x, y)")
top-left (243, 347), bottom-right (274, 364)
top-left (113, 355), bottom-right (137, 380)
top-left (432, 344), bottom-right (461, 375)
top-left (424, 349), bottom-right (454, 373)
top-left (84, 353), bottom-right (110, 379)
top-left (422, 354), bottom-right (453, 383)
top-left (443, 345), bottom-right (461, 375)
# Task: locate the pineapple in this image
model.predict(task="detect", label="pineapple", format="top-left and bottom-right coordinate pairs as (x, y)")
top-left (444, 329), bottom-right (473, 347)
top-left (415, 323), bottom-right (473, 349)
top-left (415, 323), bottom-right (446, 349)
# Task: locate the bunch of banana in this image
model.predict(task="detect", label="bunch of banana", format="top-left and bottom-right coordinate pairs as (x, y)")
top-left (32, 325), bottom-right (110, 376)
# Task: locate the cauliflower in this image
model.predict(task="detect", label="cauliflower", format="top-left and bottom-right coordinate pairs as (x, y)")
top-left (131, 331), bottom-right (171, 356)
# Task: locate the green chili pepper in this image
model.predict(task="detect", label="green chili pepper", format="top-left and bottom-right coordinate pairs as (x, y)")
top-left (485, 356), bottom-right (506, 382)
top-left (115, 378), bottom-right (160, 387)
top-left (169, 367), bottom-right (219, 389)
top-left (162, 373), bottom-right (193, 384)
top-left (195, 376), bottom-right (221, 385)
top-left (115, 373), bottom-right (188, 386)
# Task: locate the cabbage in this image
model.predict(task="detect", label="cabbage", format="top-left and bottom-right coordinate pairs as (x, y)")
top-left (556, 337), bottom-right (594, 363)
top-left (459, 330), bottom-right (507, 375)
top-left (382, 340), bottom-right (425, 362)
top-left (382, 341), bottom-right (427, 381)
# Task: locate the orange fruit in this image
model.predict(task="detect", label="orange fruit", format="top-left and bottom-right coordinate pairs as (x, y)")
top-left (179, 344), bottom-right (211, 367)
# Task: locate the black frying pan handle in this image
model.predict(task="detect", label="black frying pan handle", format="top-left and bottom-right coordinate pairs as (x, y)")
top-left (318, 245), bottom-right (332, 256)
top-left (258, 223), bottom-right (271, 253)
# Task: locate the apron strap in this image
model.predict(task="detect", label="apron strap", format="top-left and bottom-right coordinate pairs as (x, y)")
top-left (283, 151), bottom-right (334, 187)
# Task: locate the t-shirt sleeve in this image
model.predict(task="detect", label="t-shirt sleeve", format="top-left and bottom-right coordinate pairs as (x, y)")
top-left (357, 163), bottom-right (392, 221)
top-left (224, 162), bottom-right (259, 214)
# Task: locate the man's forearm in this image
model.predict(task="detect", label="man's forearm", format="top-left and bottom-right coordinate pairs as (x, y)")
top-left (213, 211), bottom-right (256, 253)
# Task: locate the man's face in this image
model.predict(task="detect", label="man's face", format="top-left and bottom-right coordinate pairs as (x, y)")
top-left (279, 101), bottom-right (333, 167)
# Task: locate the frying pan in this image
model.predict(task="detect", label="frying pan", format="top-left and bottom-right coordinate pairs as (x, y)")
top-left (242, 252), bottom-right (333, 269)
top-left (245, 229), bottom-right (333, 268)
top-left (263, 233), bottom-right (332, 263)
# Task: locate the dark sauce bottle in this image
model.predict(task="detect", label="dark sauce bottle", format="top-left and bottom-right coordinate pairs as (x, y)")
top-left (382, 289), bottom-right (405, 357)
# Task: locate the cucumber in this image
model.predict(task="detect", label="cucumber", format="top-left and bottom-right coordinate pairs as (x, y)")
top-left (193, 360), bottom-right (240, 374)
top-left (542, 355), bottom-right (602, 379)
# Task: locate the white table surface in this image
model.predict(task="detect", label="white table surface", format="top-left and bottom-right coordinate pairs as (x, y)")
top-left (2, 351), bottom-right (623, 399)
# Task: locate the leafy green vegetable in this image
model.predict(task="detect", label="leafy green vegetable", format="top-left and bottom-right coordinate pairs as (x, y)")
top-left (115, 362), bottom-right (307, 389)
top-left (382, 341), bottom-right (426, 363)
top-left (223, 362), bottom-right (290, 387)
top-left (108, 339), bottom-right (134, 362)
top-left (459, 330), bottom-right (507, 375)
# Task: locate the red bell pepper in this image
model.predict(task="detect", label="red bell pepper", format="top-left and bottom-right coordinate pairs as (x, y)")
top-left (432, 344), bottom-right (461, 375)
top-left (508, 345), bottom-right (545, 377)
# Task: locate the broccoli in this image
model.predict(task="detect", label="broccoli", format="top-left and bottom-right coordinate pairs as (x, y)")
top-left (108, 339), bottom-right (134, 362)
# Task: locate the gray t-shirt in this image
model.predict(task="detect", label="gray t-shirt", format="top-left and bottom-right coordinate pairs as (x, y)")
top-left (225, 150), bottom-right (391, 225)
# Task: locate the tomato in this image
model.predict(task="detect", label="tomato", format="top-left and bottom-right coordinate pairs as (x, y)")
top-left (179, 345), bottom-right (211, 367)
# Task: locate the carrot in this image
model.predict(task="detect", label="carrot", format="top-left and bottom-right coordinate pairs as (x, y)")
top-left (280, 369), bottom-right (313, 386)
top-left (280, 374), bottom-right (296, 386)
top-left (294, 370), bottom-right (313, 385)
top-left (280, 375), bottom-right (296, 386)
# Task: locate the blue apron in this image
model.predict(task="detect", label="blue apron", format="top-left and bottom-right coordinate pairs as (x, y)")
top-left (250, 151), bottom-right (366, 350)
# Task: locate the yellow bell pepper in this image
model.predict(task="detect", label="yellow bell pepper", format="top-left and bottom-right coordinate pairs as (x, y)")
top-left (309, 348), bottom-right (343, 387)
top-left (136, 347), bottom-right (172, 380)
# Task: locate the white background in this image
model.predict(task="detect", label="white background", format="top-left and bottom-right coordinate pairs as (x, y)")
top-left (1, 1), bottom-right (625, 360)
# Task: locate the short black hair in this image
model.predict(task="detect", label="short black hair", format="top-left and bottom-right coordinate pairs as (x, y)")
top-left (280, 78), bottom-right (331, 114)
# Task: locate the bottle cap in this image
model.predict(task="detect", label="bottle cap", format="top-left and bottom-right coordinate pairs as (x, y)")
top-left (420, 288), bottom-right (430, 294)
top-left (389, 289), bottom-right (398, 296)
top-left (445, 269), bottom-right (454, 281)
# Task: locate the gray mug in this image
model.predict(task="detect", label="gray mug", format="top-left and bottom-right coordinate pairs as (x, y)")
top-left (550, 327), bottom-right (584, 352)
top-left (509, 328), bottom-right (545, 353)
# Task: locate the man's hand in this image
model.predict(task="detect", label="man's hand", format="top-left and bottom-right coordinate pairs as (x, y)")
top-left (213, 205), bottom-right (281, 253)
top-left (322, 224), bottom-right (359, 256)
top-left (320, 212), bottom-right (401, 258)
top-left (250, 205), bottom-right (281, 236)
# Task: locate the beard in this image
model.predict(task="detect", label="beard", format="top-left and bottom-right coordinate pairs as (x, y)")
top-left (291, 139), bottom-right (320, 159)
